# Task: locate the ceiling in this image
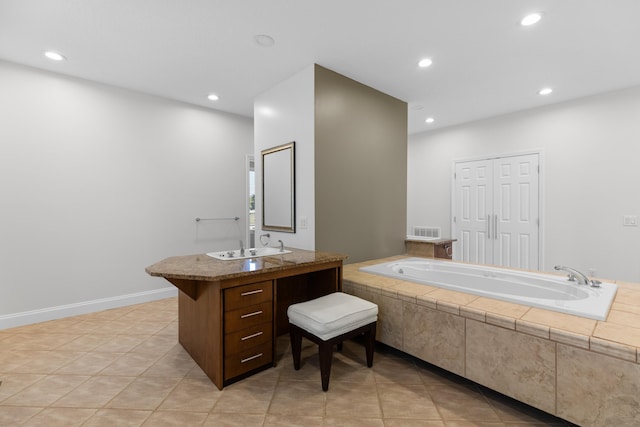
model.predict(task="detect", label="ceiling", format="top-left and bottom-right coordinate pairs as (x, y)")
top-left (2, 0), bottom-right (640, 135)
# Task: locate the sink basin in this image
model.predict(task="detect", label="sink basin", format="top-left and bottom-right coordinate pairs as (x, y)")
top-left (206, 247), bottom-right (292, 261)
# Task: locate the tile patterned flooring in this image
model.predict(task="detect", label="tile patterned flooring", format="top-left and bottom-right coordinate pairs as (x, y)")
top-left (0, 297), bottom-right (577, 426)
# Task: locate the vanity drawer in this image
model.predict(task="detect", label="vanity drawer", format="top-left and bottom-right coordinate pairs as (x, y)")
top-left (225, 321), bottom-right (272, 354)
top-left (224, 301), bottom-right (272, 333)
top-left (225, 281), bottom-right (273, 309)
top-left (224, 341), bottom-right (272, 380)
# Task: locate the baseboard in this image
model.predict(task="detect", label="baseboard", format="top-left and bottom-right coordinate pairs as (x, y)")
top-left (0, 287), bottom-right (178, 330)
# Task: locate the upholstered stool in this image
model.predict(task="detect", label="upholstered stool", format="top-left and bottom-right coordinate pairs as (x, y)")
top-left (287, 292), bottom-right (378, 391)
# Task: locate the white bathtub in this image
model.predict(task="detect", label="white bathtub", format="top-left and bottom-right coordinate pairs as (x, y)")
top-left (360, 258), bottom-right (617, 320)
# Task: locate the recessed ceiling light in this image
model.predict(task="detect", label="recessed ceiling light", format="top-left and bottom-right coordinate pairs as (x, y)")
top-left (538, 87), bottom-right (553, 96)
top-left (207, 93), bottom-right (219, 101)
top-left (521, 13), bottom-right (542, 26)
top-left (418, 58), bottom-right (433, 68)
top-left (425, 117), bottom-right (435, 124)
top-left (254, 34), bottom-right (275, 47)
top-left (44, 51), bottom-right (66, 61)
top-left (258, 106), bottom-right (276, 117)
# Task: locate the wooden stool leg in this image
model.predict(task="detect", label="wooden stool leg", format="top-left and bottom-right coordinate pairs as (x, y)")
top-left (318, 341), bottom-right (334, 391)
top-left (290, 325), bottom-right (302, 370)
top-left (365, 323), bottom-right (376, 368)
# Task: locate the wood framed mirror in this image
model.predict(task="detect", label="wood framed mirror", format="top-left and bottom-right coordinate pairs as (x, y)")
top-left (262, 141), bottom-right (295, 233)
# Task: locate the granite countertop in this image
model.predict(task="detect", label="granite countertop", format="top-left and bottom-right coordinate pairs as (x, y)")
top-left (146, 248), bottom-right (347, 282)
top-left (344, 255), bottom-right (640, 363)
top-left (405, 237), bottom-right (456, 244)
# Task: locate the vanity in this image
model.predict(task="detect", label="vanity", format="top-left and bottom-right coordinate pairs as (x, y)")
top-left (405, 237), bottom-right (456, 259)
top-left (145, 248), bottom-right (347, 389)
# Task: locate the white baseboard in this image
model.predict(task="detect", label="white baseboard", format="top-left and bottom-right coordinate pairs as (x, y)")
top-left (0, 287), bottom-right (178, 330)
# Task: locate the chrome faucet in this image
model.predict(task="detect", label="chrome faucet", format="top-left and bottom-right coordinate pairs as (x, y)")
top-left (278, 240), bottom-right (284, 252)
top-left (554, 265), bottom-right (600, 287)
top-left (239, 240), bottom-right (244, 256)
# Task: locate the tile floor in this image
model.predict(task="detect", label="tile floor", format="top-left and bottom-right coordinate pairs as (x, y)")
top-left (0, 297), bottom-right (577, 426)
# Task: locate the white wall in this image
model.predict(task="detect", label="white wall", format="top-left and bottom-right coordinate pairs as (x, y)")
top-left (254, 65), bottom-right (315, 250)
top-left (0, 60), bottom-right (254, 327)
top-left (408, 86), bottom-right (640, 283)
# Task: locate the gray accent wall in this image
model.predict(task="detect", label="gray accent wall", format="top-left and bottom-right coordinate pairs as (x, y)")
top-left (314, 65), bottom-right (407, 263)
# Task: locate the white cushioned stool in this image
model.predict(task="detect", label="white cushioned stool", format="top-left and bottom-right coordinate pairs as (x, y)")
top-left (287, 292), bottom-right (378, 391)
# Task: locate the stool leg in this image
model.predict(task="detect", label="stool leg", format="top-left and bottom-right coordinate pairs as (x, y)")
top-left (318, 341), bottom-right (333, 391)
top-left (290, 324), bottom-right (302, 370)
top-left (365, 323), bottom-right (376, 368)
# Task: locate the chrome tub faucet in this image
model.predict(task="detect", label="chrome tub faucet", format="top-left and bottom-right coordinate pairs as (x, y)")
top-left (554, 265), bottom-right (601, 287)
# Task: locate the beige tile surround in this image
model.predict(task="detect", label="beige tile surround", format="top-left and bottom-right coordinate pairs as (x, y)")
top-left (343, 256), bottom-right (640, 427)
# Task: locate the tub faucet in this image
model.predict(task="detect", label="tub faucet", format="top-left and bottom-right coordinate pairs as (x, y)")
top-left (239, 240), bottom-right (244, 256)
top-left (278, 240), bottom-right (284, 252)
top-left (554, 265), bottom-right (599, 287)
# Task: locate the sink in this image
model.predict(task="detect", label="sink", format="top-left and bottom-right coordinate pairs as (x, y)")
top-left (206, 247), bottom-right (292, 261)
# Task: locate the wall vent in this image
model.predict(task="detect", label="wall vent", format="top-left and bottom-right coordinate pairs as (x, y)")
top-left (412, 226), bottom-right (441, 239)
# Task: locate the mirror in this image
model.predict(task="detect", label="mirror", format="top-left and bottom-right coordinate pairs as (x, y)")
top-left (262, 141), bottom-right (295, 233)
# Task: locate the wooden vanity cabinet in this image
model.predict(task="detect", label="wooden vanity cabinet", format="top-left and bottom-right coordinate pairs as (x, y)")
top-left (434, 242), bottom-right (453, 260)
top-left (405, 239), bottom-right (456, 260)
top-left (223, 281), bottom-right (273, 380)
top-left (156, 253), bottom-right (346, 390)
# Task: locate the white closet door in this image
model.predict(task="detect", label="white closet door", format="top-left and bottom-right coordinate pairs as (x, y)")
top-left (492, 154), bottom-right (539, 270)
top-left (453, 153), bottom-right (540, 270)
top-left (454, 159), bottom-right (493, 265)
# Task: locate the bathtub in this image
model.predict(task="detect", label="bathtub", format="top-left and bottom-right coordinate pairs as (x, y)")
top-left (359, 258), bottom-right (617, 320)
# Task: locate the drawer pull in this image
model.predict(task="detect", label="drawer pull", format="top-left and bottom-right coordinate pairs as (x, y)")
top-left (241, 289), bottom-right (263, 296)
top-left (241, 353), bottom-right (263, 364)
top-left (240, 310), bottom-right (263, 319)
top-left (241, 331), bottom-right (264, 341)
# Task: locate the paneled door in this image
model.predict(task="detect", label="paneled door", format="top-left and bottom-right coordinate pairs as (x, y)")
top-left (453, 153), bottom-right (540, 270)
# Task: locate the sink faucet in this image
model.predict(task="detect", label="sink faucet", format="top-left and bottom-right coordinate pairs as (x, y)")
top-left (554, 265), bottom-right (599, 287)
top-left (278, 240), bottom-right (284, 252)
top-left (239, 240), bottom-right (244, 256)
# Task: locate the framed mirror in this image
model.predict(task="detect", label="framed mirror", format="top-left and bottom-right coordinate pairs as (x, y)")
top-left (262, 141), bottom-right (295, 232)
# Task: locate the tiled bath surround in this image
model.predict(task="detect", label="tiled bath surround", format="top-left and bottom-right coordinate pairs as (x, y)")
top-left (343, 256), bottom-right (640, 427)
